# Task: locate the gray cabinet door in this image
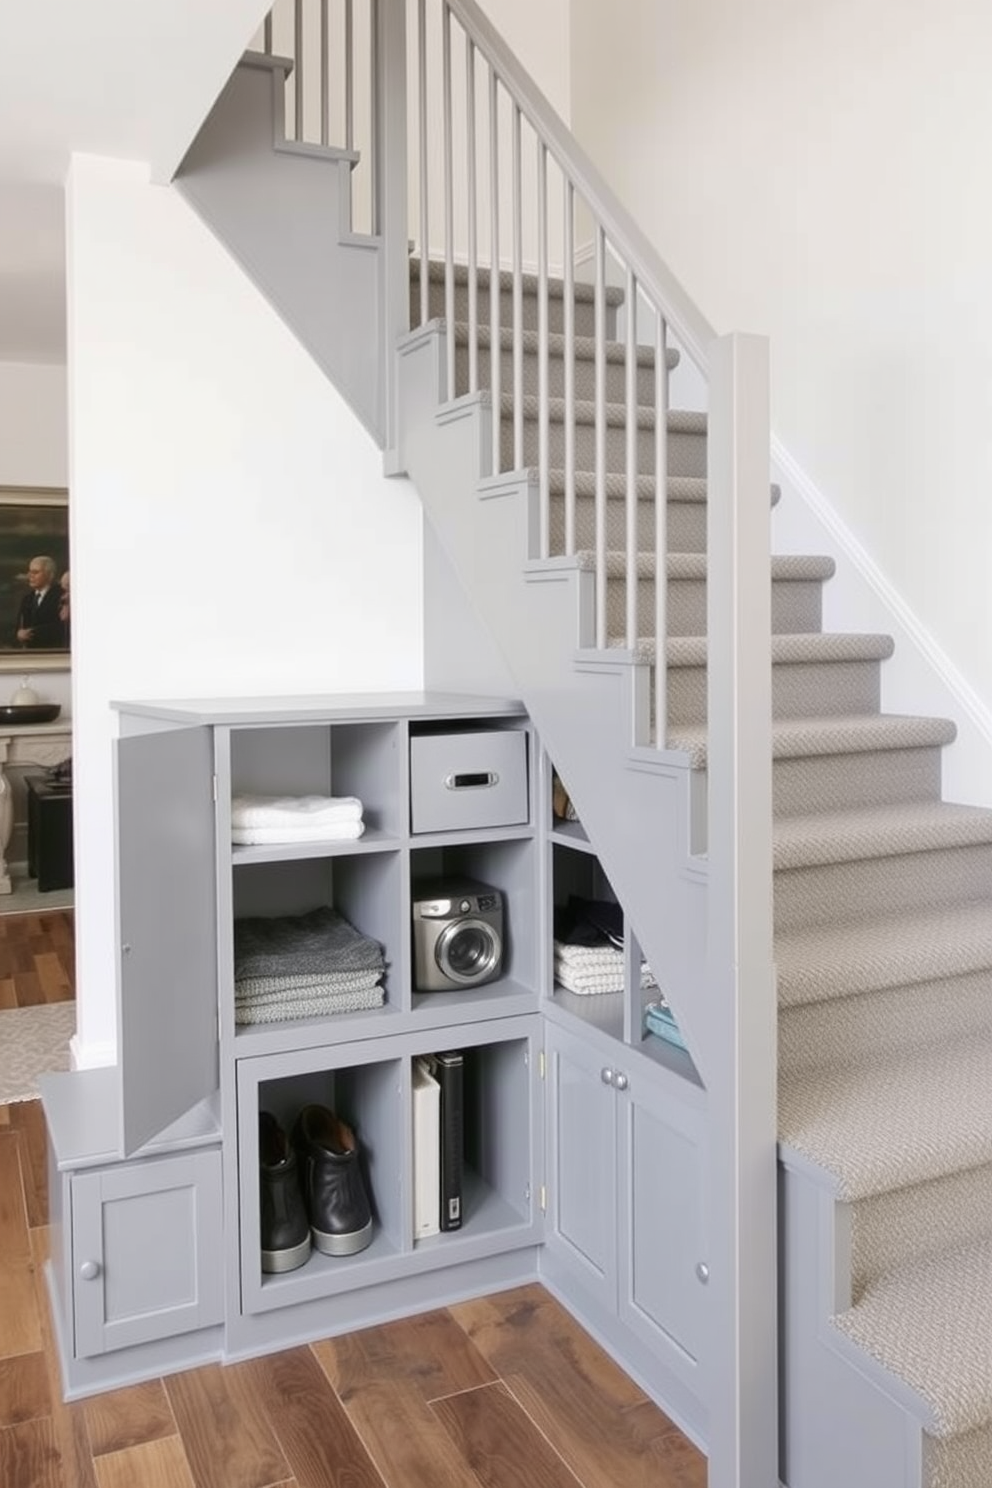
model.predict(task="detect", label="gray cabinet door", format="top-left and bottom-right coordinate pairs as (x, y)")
top-left (116, 727), bottom-right (218, 1155)
top-left (617, 1069), bottom-right (707, 1389)
top-left (72, 1149), bottom-right (223, 1358)
top-left (545, 1022), bottom-right (618, 1307)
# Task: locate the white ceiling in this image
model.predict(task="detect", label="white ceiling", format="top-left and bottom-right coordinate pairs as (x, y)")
top-left (0, 0), bottom-right (271, 364)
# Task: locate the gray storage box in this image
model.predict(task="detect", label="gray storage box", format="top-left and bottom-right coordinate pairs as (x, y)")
top-left (410, 729), bottom-right (528, 833)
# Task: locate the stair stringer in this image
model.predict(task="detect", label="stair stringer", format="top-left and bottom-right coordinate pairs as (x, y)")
top-left (174, 52), bottom-right (385, 443)
top-left (397, 322), bottom-right (714, 1077)
top-left (779, 1157), bottom-right (928, 1488)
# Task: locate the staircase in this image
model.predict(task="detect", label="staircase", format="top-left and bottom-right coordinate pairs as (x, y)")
top-left (174, 7), bottom-right (992, 1485)
top-left (398, 262), bottom-right (992, 1488)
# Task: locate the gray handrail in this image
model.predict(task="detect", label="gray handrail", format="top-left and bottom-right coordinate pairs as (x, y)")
top-left (444, 0), bottom-right (717, 375)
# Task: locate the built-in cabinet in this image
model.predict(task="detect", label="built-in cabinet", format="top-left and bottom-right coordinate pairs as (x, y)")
top-left (41, 692), bottom-right (708, 1442)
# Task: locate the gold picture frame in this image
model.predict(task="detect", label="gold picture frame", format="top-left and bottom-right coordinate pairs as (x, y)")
top-left (0, 486), bottom-right (70, 672)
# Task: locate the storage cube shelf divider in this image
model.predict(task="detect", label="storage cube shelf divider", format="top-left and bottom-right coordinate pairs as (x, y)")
top-left (39, 690), bottom-right (709, 1440)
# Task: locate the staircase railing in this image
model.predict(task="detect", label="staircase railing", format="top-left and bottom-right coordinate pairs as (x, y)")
top-left (254, 5), bottom-right (776, 1484)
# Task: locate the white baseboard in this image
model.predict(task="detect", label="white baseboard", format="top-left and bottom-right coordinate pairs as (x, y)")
top-left (771, 436), bottom-right (992, 807)
top-left (70, 1034), bottom-right (116, 1072)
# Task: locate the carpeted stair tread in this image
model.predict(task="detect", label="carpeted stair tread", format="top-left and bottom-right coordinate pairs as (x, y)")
top-left (501, 391), bottom-right (706, 432)
top-left (547, 467), bottom-right (780, 508)
top-left (772, 799), bottom-right (992, 871)
top-left (621, 631), bottom-right (896, 667)
top-left (776, 900), bottom-right (992, 1008)
top-left (412, 255), bottom-right (626, 305)
top-left (778, 1030), bottom-right (992, 1201)
top-left (572, 550), bottom-right (835, 581)
top-left (451, 319), bottom-right (681, 370)
top-left (667, 712), bottom-right (957, 769)
top-left (831, 1236), bottom-right (992, 1439)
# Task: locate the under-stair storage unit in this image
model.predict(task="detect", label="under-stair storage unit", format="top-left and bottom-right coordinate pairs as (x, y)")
top-left (540, 757), bottom-right (709, 1445)
top-left (42, 692), bottom-right (551, 1393)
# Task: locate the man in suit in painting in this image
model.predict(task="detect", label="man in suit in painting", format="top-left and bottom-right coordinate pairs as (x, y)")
top-left (13, 556), bottom-right (65, 649)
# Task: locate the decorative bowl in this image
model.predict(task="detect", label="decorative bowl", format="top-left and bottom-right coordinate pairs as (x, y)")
top-left (0, 704), bottom-right (62, 725)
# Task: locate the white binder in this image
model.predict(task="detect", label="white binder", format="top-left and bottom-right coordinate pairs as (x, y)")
top-left (412, 1057), bottom-right (440, 1238)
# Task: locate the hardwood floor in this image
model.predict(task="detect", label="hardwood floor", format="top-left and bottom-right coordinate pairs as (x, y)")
top-left (0, 911), bottom-right (75, 1009)
top-left (0, 910), bottom-right (708, 1487)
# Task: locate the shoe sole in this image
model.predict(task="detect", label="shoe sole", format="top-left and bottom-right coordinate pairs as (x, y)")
top-left (261, 1233), bottom-right (312, 1273)
top-left (311, 1217), bottom-right (373, 1256)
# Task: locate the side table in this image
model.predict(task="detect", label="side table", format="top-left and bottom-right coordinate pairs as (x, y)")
top-left (25, 772), bottom-right (74, 892)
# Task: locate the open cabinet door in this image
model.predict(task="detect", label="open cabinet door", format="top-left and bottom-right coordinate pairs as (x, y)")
top-left (115, 726), bottom-right (218, 1156)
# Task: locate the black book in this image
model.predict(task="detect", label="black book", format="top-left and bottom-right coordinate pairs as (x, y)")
top-left (430, 1051), bottom-right (464, 1231)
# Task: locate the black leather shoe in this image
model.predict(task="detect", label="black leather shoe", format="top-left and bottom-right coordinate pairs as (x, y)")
top-left (259, 1111), bottom-right (311, 1274)
top-left (292, 1105), bottom-right (373, 1256)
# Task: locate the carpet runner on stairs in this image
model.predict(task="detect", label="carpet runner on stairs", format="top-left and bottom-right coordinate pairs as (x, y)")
top-left (417, 257), bottom-right (992, 1486)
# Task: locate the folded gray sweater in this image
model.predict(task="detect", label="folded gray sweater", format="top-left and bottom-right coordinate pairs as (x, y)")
top-left (234, 905), bottom-right (385, 982)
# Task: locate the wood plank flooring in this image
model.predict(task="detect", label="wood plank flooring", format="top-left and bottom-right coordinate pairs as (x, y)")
top-left (0, 908), bottom-right (707, 1487)
top-left (0, 911), bottom-right (75, 1009)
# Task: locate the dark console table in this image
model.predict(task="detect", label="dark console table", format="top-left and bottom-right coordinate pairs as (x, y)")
top-left (26, 772), bottom-right (74, 892)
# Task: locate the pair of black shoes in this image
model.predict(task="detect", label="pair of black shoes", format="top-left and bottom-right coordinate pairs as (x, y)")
top-left (259, 1106), bottom-right (373, 1274)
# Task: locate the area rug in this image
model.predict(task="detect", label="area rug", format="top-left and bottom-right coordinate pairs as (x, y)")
top-left (0, 1002), bottom-right (75, 1103)
top-left (0, 878), bottom-right (74, 916)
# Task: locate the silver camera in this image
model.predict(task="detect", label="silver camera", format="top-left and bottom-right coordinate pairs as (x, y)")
top-left (412, 878), bottom-right (504, 991)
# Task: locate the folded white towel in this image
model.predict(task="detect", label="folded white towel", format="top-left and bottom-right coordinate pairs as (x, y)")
top-left (231, 793), bottom-right (364, 829)
top-left (553, 941), bottom-right (624, 969)
top-left (232, 820), bottom-right (366, 845)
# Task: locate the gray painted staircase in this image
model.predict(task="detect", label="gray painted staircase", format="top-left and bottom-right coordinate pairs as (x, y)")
top-left (411, 266), bottom-right (992, 1487)
top-left (176, 50), bottom-right (992, 1487)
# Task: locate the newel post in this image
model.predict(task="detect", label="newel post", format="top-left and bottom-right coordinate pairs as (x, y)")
top-left (705, 332), bottom-right (778, 1487)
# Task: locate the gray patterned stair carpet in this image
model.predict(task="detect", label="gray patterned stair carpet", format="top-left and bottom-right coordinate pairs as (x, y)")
top-left (422, 260), bottom-right (992, 1485)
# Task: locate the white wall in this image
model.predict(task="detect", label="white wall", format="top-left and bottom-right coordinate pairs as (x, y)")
top-left (0, 362), bottom-right (68, 487)
top-left (569, 0), bottom-right (992, 714)
top-left (67, 153), bottom-right (424, 1067)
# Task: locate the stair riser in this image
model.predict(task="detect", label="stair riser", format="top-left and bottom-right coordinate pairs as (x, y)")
top-left (668, 658), bottom-right (882, 728)
top-left (924, 1422), bottom-right (992, 1488)
top-left (550, 497), bottom-right (706, 557)
top-left (606, 573), bottom-right (823, 638)
top-left (779, 968), bottom-right (992, 1075)
top-left (455, 342), bottom-right (659, 405)
top-left (502, 417), bottom-right (707, 479)
top-left (773, 746), bottom-right (945, 818)
top-left (774, 843), bottom-right (992, 932)
top-left (850, 1160), bottom-right (992, 1300)
top-left (419, 280), bottom-right (608, 339)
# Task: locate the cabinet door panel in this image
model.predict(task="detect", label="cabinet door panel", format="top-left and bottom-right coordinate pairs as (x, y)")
top-left (545, 1024), bottom-right (617, 1302)
top-left (619, 1079), bottom-right (706, 1384)
top-left (116, 727), bottom-right (218, 1155)
top-left (72, 1151), bottom-right (223, 1358)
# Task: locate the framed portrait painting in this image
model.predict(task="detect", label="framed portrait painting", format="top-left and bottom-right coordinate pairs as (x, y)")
top-left (0, 487), bottom-right (70, 671)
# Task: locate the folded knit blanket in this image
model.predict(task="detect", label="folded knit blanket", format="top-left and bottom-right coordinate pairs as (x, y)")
top-left (234, 905), bottom-right (384, 981)
top-left (554, 954), bottom-right (657, 997)
top-left (231, 793), bottom-right (363, 828)
top-left (235, 985), bottom-right (384, 1025)
top-left (235, 969), bottom-right (384, 1002)
top-left (232, 821), bottom-right (365, 845)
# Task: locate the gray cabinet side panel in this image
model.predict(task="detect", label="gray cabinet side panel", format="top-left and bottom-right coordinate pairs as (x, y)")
top-left (116, 728), bottom-right (218, 1155)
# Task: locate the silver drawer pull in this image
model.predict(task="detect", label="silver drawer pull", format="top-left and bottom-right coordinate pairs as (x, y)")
top-left (444, 770), bottom-right (499, 791)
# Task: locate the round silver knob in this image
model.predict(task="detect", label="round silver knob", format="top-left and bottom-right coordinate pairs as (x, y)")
top-left (614, 1071), bottom-right (629, 1092)
top-left (695, 1261), bottom-right (710, 1285)
top-left (600, 1067), bottom-right (615, 1086)
top-left (79, 1260), bottom-right (101, 1281)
